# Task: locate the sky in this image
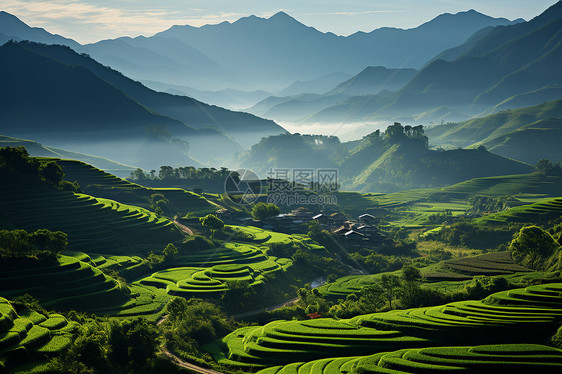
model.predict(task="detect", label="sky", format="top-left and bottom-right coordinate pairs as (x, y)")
top-left (1, 0), bottom-right (558, 44)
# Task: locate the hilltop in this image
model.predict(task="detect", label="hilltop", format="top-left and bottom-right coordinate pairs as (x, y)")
top-left (239, 123), bottom-right (533, 192)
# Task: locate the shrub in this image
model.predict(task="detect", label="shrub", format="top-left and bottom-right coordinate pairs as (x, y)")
top-left (251, 202), bottom-right (280, 221)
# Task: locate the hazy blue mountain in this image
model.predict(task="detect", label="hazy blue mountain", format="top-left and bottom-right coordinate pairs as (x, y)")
top-left (248, 66), bottom-right (418, 122)
top-left (0, 41), bottom-right (286, 167)
top-left (326, 67), bottom-right (418, 97)
top-left (154, 10), bottom-right (520, 91)
top-left (0, 11), bottom-right (79, 49)
top-left (81, 36), bottom-right (241, 91)
top-left (305, 2), bottom-right (562, 125)
top-left (12, 41), bottom-right (286, 148)
top-left (278, 72), bottom-right (352, 97)
top-left (144, 83), bottom-right (272, 110)
top-left (0, 9), bottom-right (522, 107)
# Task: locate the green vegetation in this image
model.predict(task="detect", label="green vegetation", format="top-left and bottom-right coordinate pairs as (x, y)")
top-left (427, 99), bottom-right (562, 165)
top-left (252, 203), bottom-right (281, 221)
top-left (239, 124), bottom-right (533, 193)
top-left (209, 282), bottom-right (562, 368)
top-left (0, 296), bottom-right (78, 373)
top-left (55, 158), bottom-right (217, 217)
top-left (261, 344), bottom-right (562, 373)
top-left (0, 229), bottom-right (67, 257)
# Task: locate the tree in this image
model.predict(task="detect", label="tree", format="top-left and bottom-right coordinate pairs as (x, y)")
top-left (536, 159), bottom-right (553, 174)
top-left (510, 226), bottom-right (560, 270)
top-left (400, 265), bottom-right (423, 307)
top-left (163, 243), bottom-right (178, 261)
top-left (150, 193), bottom-right (169, 216)
top-left (379, 274), bottom-right (401, 309)
top-left (200, 214), bottom-right (224, 232)
top-left (39, 161), bottom-right (64, 185)
top-left (251, 202), bottom-right (281, 220)
top-left (130, 168), bottom-right (148, 180)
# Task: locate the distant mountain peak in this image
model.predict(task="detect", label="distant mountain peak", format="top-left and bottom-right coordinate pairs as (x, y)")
top-left (269, 11), bottom-right (292, 20)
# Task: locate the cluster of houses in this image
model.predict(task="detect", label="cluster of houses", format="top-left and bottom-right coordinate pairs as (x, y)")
top-left (311, 212), bottom-right (391, 245)
top-left (215, 207), bottom-right (390, 246)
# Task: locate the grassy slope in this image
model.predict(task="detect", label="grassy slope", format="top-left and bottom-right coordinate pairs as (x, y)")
top-left (426, 99), bottom-right (562, 154)
top-left (260, 344), bottom-right (562, 374)
top-left (334, 172), bottom-right (562, 226)
top-left (344, 140), bottom-right (533, 193)
top-left (53, 158), bottom-right (217, 216)
top-left (476, 197), bottom-right (562, 225)
top-left (0, 135), bottom-right (137, 177)
top-left (0, 182), bottom-right (183, 255)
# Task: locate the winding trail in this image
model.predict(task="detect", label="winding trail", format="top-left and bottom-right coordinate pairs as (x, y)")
top-left (160, 347), bottom-right (224, 374)
top-left (157, 315), bottom-right (224, 374)
top-left (173, 219), bottom-right (194, 235)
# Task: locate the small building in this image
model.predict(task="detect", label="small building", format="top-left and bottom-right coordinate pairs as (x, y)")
top-left (289, 207), bottom-right (316, 221)
top-left (342, 220), bottom-right (358, 230)
top-left (344, 230), bottom-right (365, 240)
top-left (332, 226), bottom-right (348, 235)
top-left (330, 212), bottom-right (346, 225)
top-left (312, 214), bottom-right (332, 226)
top-left (358, 213), bottom-right (378, 225)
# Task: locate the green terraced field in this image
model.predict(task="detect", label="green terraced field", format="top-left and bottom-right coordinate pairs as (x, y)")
top-left (208, 283), bottom-right (562, 368)
top-left (0, 297), bottom-right (78, 373)
top-left (0, 255), bottom-right (169, 319)
top-left (320, 252), bottom-right (531, 297)
top-left (426, 251), bottom-right (531, 280)
top-left (0, 182), bottom-right (183, 254)
top-left (54, 159), bottom-right (217, 216)
top-left (477, 197), bottom-right (562, 225)
top-left (260, 344), bottom-right (562, 373)
top-left (139, 241), bottom-right (293, 296)
top-left (333, 174), bottom-right (562, 227)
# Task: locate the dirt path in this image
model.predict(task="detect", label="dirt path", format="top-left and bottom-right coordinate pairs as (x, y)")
top-left (173, 219), bottom-right (194, 235)
top-left (160, 347), bottom-right (224, 374)
top-left (157, 315), bottom-right (223, 374)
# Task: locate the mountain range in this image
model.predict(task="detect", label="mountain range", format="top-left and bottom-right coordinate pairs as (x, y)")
top-left (293, 1), bottom-right (562, 126)
top-left (0, 9), bottom-right (522, 108)
top-left (0, 41), bottom-right (285, 168)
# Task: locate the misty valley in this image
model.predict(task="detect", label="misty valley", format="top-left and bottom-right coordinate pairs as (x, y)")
top-left (1, 2), bottom-right (562, 373)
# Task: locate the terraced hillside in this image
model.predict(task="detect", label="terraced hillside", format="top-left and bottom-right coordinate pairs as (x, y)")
top-left (478, 197), bottom-right (562, 225)
top-left (140, 243), bottom-right (292, 297)
top-left (0, 183), bottom-right (183, 254)
top-left (54, 159), bottom-right (217, 216)
top-left (260, 344), bottom-right (562, 374)
top-left (0, 254), bottom-right (171, 319)
top-left (0, 297), bottom-right (78, 373)
top-left (425, 251), bottom-right (531, 281)
top-left (208, 283), bottom-right (562, 368)
top-left (138, 227), bottom-right (322, 296)
top-left (319, 252), bottom-right (531, 298)
top-left (334, 173), bottom-right (562, 227)
top-left (0, 255), bottom-right (128, 311)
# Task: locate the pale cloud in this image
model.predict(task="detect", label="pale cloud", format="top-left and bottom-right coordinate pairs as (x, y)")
top-left (0, 0), bottom-right (244, 43)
